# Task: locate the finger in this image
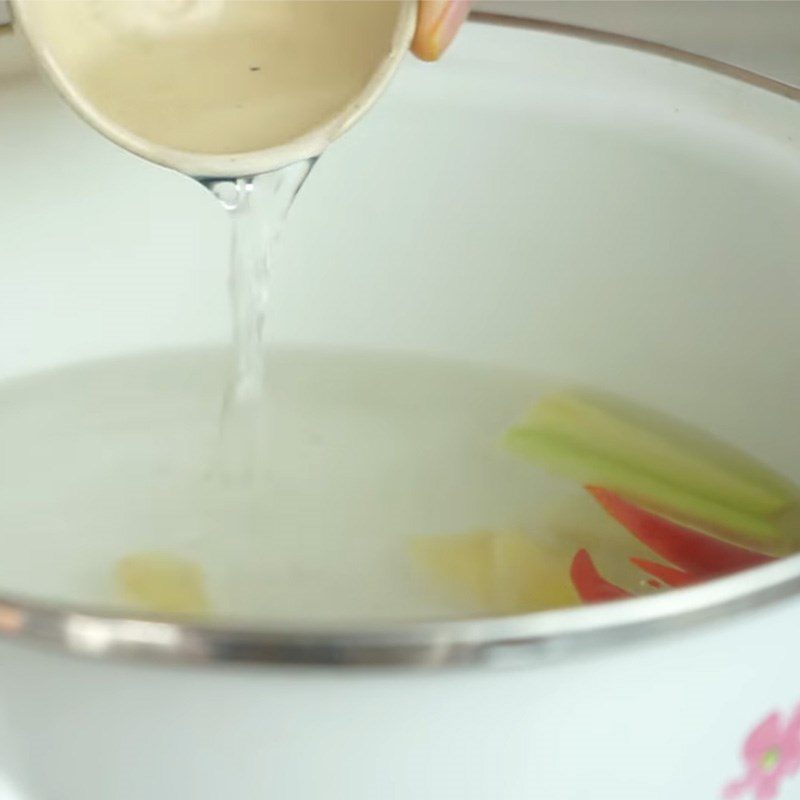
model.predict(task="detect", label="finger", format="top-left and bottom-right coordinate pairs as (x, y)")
top-left (411, 0), bottom-right (470, 62)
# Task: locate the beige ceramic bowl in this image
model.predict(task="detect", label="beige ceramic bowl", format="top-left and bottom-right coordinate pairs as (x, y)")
top-left (10, 0), bottom-right (417, 177)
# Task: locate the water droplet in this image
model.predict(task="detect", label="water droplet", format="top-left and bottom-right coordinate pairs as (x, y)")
top-left (204, 178), bottom-right (253, 211)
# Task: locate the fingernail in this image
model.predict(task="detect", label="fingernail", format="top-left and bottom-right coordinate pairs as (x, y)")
top-left (433, 0), bottom-right (470, 58)
top-left (420, 0), bottom-right (450, 27)
top-left (412, 0), bottom-right (470, 61)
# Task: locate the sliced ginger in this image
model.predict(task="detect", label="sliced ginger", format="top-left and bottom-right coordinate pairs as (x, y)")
top-left (115, 551), bottom-right (209, 616)
top-left (410, 530), bottom-right (578, 615)
top-left (490, 531), bottom-right (579, 613)
top-left (410, 531), bottom-right (495, 610)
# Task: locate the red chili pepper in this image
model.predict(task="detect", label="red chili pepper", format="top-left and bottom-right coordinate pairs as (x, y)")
top-left (570, 549), bottom-right (631, 603)
top-left (587, 487), bottom-right (774, 578)
top-left (629, 557), bottom-right (696, 588)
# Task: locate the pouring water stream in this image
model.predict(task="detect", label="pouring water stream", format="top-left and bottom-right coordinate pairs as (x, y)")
top-left (205, 161), bottom-right (314, 480)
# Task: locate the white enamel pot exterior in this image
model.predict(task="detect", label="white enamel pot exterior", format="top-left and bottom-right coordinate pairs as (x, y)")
top-left (0, 16), bottom-right (799, 800)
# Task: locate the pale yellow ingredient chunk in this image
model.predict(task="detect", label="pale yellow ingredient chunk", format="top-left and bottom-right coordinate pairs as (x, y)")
top-left (410, 531), bottom-right (578, 615)
top-left (410, 531), bottom-right (495, 610)
top-left (116, 552), bottom-right (208, 616)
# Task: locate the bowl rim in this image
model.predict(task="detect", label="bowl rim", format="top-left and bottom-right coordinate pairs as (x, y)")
top-left (0, 12), bottom-right (798, 670)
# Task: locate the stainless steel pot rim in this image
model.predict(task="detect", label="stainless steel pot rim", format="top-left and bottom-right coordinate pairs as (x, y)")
top-left (0, 13), bottom-right (798, 669)
top-left (3, 550), bottom-right (800, 669)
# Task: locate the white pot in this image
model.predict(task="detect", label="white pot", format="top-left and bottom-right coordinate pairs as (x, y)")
top-left (0, 15), bottom-right (799, 800)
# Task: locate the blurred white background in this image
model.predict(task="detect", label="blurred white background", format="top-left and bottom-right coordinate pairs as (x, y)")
top-left (1, 1), bottom-right (798, 85)
top-left (475, 1), bottom-right (800, 86)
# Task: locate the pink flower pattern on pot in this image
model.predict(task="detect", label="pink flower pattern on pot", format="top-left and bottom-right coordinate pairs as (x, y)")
top-left (724, 705), bottom-right (800, 800)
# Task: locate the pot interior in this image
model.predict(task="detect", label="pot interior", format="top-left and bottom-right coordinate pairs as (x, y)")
top-left (0, 21), bottom-right (798, 629)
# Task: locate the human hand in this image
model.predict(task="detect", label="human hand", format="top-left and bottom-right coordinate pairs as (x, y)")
top-left (411, 1), bottom-right (471, 61)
